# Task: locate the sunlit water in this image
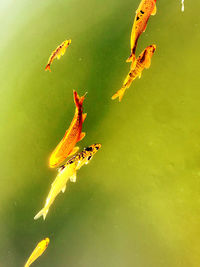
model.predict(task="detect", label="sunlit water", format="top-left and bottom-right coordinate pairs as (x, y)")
top-left (0, 0), bottom-right (200, 267)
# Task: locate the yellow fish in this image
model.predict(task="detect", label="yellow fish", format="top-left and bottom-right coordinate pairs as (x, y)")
top-left (126, 0), bottom-right (157, 68)
top-left (24, 238), bottom-right (50, 267)
top-left (112, 44), bottom-right (156, 102)
top-left (34, 144), bottom-right (101, 220)
top-left (49, 90), bottom-right (87, 168)
top-left (45, 39), bottom-right (71, 71)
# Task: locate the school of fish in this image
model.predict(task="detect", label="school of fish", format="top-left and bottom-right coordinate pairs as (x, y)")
top-left (112, 0), bottom-right (157, 101)
top-left (126, 0), bottom-right (157, 67)
top-left (24, 0), bottom-right (158, 266)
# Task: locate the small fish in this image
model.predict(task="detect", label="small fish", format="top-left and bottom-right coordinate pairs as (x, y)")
top-left (112, 44), bottom-right (156, 102)
top-left (45, 39), bottom-right (71, 71)
top-left (49, 90), bottom-right (87, 168)
top-left (126, 0), bottom-right (157, 68)
top-left (34, 144), bottom-right (101, 220)
top-left (24, 238), bottom-right (50, 267)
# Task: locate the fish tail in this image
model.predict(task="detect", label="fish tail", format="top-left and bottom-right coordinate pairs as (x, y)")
top-left (45, 64), bottom-right (51, 72)
top-left (73, 90), bottom-right (87, 109)
top-left (126, 44), bottom-right (137, 63)
top-left (111, 86), bottom-right (126, 102)
top-left (34, 207), bottom-right (49, 221)
top-left (126, 53), bottom-right (136, 64)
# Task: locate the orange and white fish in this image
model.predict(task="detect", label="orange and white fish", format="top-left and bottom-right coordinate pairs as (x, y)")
top-left (112, 44), bottom-right (156, 101)
top-left (24, 238), bottom-right (50, 267)
top-left (34, 144), bottom-right (101, 220)
top-left (45, 39), bottom-right (71, 71)
top-left (126, 0), bottom-right (157, 68)
top-left (49, 90), bottom-right (87, 168)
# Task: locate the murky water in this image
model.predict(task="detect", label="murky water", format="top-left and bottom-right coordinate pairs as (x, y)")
top-left (0, 0), bottom-right (200, 266)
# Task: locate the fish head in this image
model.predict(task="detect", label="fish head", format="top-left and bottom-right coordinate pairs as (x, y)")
top-left (92, 143), bottom-right (101, 155)
top-left (64, 39), bottom-right (71, 47)
top-left (85, 143), bottom-right (101, 154)
top-left (84, 143), bottom-right (101, 162)
top-left (40, 238), bottom-right (50, 249)
top-left (44, 238), bottom-right (50, 247)
top-left (147, 44), bottom-right (156, 56)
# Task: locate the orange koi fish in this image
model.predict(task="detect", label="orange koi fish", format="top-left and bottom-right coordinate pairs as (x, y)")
top-left (49, 90), bottom-right (87, 168)
top-left (24, 238), bottom-right (50, 267)
top-left (45, 39), bottom-right (71, 71)
top-left (126, 0), bottom-right (157, 68)
top-left (112, 44), bottom-right (156, 101)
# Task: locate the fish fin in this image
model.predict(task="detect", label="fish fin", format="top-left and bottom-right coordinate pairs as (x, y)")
top-left (143, 23), bottom-right (147, 32)
top-left (111, 87), bottom-right (126, 102)
top-left (63, 129), bottom-right (69, 138)
top-left (45, 64), bottom-right (51, 72)
top-left (152, 5), bottom-right (157, 16)
top-left (61, 49), bottom-right (66, 56)
top-left (78, 132), bottom-right (86, 142)
top-left (126, 53), bottom-right (136, 64)
top-left (70, 172), bottom-right (77, 183)
top-left (58, 165), bottom-right (65, 173)
top-left (82, 113), bottom-right (87, 123)
top-left (138, 73), bottom-right (142, 79)
top-left (68, 146), bottom-right (79, 157)
top-left (144, 57), bottom-right (152, 69)
top-left (61, 185), bottom-right (66, 193)
top-left (73, 90), bottom-right (87, 109)
top-left (34, 208), bottom-right (49, 221)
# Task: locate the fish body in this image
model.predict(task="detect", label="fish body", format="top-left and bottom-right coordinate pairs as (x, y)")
top-left (34, 162), bottom-right (76, 220)
top-left (112, 44), bottom-right (156, 101)
top-left (126, 0), bottom-right (157, 67)
top-left (24, 238), bottom-right (49, 267)
top-left (34, 144), bottom-right (101, 220)
top-left (49, 90), bottom-right (87, 168)
top-left (62, 143), bottom-right (102, 171)
top-left (45, 39), bottom-right (71, 71)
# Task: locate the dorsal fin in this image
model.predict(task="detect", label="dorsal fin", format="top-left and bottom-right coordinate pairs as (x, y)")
top-left (151, 4), bottom-right (157, 16)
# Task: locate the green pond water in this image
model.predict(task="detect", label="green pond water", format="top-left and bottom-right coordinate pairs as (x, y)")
top-left (1, 0), bottom-right (200, 266)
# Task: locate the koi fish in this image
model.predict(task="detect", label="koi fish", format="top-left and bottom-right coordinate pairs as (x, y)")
top-left (24, 238), bottom-right (50, 267)
top-left (49, 90), bottom-right (87, 168)
top-left (34, 144), bottom-right (101, 220)
top-left (126, 0), bottom-right (157, 68)
top-left (112, 44), bottom-right (156, 102)
top-left (63, 143), bottom-right (102, 172)
top-left (45, 39), bottom-right (71, 71)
